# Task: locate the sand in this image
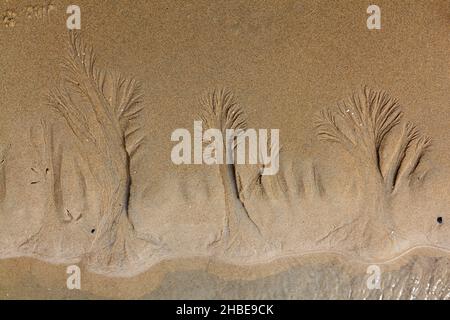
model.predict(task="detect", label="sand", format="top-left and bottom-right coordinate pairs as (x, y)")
top-left (0, 0), bottom-right (449, 299)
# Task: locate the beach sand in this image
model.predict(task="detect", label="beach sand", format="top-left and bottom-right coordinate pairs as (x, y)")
top-left (0, 0), bottom-right (449, 298)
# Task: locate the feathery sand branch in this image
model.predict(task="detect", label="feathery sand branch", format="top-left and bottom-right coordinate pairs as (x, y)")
top-left (200, 89), bottom-right (264, 251)
top-left (315, 86), bottom-right (430, 194)
top-left (47, 31), bottom-right (149, 267)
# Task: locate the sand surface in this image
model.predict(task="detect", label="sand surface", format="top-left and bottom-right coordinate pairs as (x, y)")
top-left (0, 0), bottom-right (449, 298)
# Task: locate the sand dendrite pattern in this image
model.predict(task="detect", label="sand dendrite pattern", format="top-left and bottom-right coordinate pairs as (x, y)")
top-left (0, 32), bottom-right (441, 278)
top-left (12, 32), bottom-right (164, 274)
top-left (315, 87), bottom-right (431, 257)
top-left (199, 89), bottom-right (277, 257)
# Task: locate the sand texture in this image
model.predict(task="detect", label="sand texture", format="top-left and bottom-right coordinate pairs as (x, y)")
top-left (0, 0), bottom-right (449, 298)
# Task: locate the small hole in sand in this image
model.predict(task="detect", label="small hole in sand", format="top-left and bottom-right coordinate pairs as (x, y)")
top-left (91, 229), bottom-right (96, 234)
top-left (437, 217), bottom-right (443, 224)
